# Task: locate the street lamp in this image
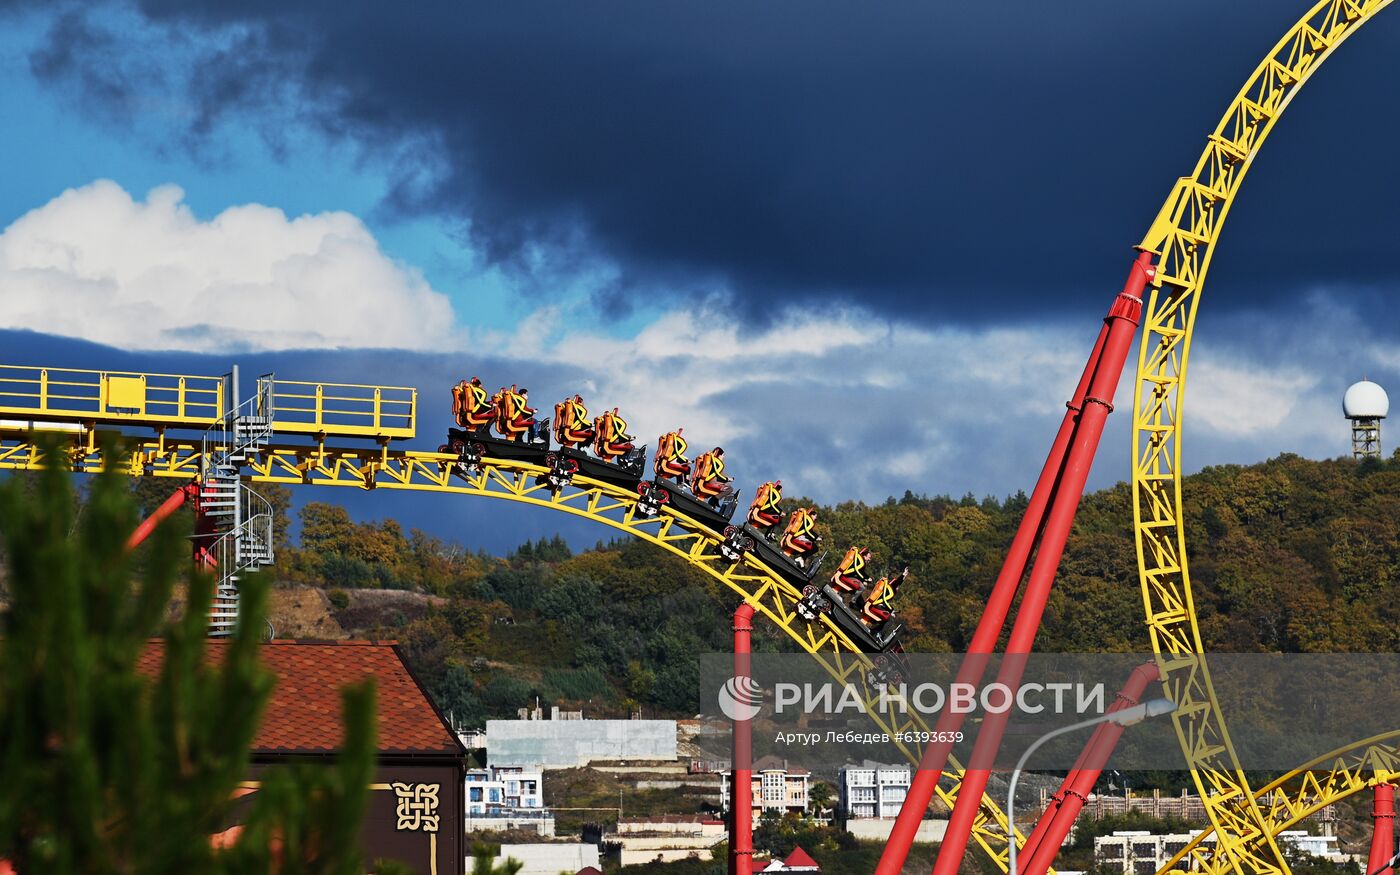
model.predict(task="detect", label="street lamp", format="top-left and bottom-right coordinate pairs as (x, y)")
top-left (1006, 698), bottom-right (1177, 875)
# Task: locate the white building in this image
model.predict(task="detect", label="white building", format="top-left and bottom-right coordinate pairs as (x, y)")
top-left (1095, 828), bottom-right (1350, 874)
top-left (486, 716), bottom-right (676, 768)
top-left (466, 765), bottom-right (544, 812)
top-left (1278, 830), bottom-right (1349, 863)
top-left (719, 755), bottom-right (810, 818)
top-left (1095, 831), bottom-right (1213, 874)
top-left (839, 764), bottom-right (910, 819)
top-left (495, 843), bottom-right (599, 875)
top-left (465, 765), bottom-right (553, 835)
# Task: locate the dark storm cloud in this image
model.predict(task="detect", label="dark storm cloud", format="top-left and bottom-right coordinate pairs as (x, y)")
top-left (19, 1), bottom-right (1400, 322)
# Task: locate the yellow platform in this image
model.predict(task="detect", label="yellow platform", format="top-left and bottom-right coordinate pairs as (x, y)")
top-left (0, 365), bottom-right (416, 440)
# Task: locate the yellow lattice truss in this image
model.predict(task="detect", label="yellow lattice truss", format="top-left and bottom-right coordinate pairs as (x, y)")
top-left (1133, 2), bottom-right (1396, 873)
top-left (1160, 733), bottom-right (1400, 874)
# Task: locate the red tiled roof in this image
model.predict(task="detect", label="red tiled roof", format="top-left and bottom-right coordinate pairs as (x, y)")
top-left (138, 640), bottom-right (462, 755)
top-left (783, 847), bottom-right (820, 870)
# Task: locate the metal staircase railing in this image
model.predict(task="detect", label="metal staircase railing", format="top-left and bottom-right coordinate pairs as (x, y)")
top-left (200, 369), bottom-right (276, 636)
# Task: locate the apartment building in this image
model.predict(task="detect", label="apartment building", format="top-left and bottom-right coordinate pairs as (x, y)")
top-left (719, 755), bottom-right (810, 818)
top-left (839, 765), bottom-right (910, 819)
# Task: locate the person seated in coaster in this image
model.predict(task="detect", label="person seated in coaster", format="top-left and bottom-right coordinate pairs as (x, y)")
top-left (494, 385), bottom-right (537, 441)
top-left (690, 446), bottom-right (735, 508)
top-left (554, 394), bottom-right (595, 449)
top-left (831, 545), bottom-right (874, 598)
top-left (861, 567), bottom-right (909, 630)
top-left (746, 480), bottom-right (783, 531)
top-left (452, 377), bottom-right (493, 432)
top-left (780, 505), bottom-right (819, 559)
top-left (655, 428), bottom-right (691, 482)
top-left (593, 407), bottom-right (636, 462)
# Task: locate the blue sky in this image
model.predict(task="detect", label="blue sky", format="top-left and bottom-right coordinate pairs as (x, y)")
top-left (2, 1), bottom-right (1399, 552)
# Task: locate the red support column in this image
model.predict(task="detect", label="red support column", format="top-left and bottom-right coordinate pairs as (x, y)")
top-left (730, 603), bottom-right (756, 875)
top-left (1369, 784), bottom-right (1395, 875)
top-left (874, 288), bottom-right (1116, 875)
top-left (125, 483), bottom-right (200, 552)
top-left (931, 253), bottom-right (1153, 875)
top-left (1019, 662), bottom-right (1160, 875)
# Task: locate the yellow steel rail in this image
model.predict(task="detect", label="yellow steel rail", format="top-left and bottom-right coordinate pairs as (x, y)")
top-left (1132, 2), bottom-right (1396, 874)
top-left (1160, 733), bottom-right (1400, 874)
top-left (0, 427), bottom-right (1037, 873)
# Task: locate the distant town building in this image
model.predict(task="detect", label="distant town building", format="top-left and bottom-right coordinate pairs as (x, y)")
top-left (719, 755), bottom-right (810, 819)
top-left (1057, 788), bottom-right (1206, 821)
top-left (486, 713), bottom-right (676, 769)
top-left (495, 843), bottom-right (600, 875)
top-left (1095, 829), bottom-right (1352, 874)
top-left (1094, 831), bottom-right (1212, 874)
top-left (465, 765), bottom-right (553, 836)
top-left (615, 815), bottom-right (727, 865)
top-left (1276, 830), bottom-right (1349, 863)
top-left (839, 764), bottom-right (910, 819)
top-left (456, 728), bottom-right (488, 750)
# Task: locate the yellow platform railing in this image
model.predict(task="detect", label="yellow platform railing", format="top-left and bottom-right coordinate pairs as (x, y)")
top-left (0, 366), bottom-right (417, 441)
top-left (0, 365), bottom-right (224, 427)
top-left (260, 378), bottom-right (416, 440)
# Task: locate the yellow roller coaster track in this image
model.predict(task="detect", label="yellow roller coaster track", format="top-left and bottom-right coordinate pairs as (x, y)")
top-left (0, 370), bottom-right (1034, 872)
top-left (1132, 1), bottom-right (1396, 873)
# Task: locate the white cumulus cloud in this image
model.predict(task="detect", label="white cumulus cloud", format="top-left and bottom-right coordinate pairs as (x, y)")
top-left (0, 180), bottom-right (457, 352)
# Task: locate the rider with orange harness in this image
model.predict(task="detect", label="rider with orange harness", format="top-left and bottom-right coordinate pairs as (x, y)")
top-left (746, 480), bottom-right (783, 531)
top-left (494, 385), bottom-right (538, 442)
top-left (655, 429), bottom-right (691, 482)
top-left (553, 395), bottom-right (595, 449)
top-left (860, 568), bottom-right (908, 628)
top-left (593, 408), bottom-right (636, 462)
top-left (831, 545), bottom-right (873, 596)
top-left (690, 447), bottom-right (734, 507)
top-left (452, 377), bottom-right (493, 432)
top-left (780, 506), bottom-right (819, 560)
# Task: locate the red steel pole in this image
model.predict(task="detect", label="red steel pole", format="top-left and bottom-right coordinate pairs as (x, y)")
top-left (874, 289), bottom-right (1115, 875)
top-left (730, 603), bottom-right (756, 875)
top-left (1019, 662), bottom-right (1160, 875)
top-left (125, 483), bottom-right (199, 552)
top-left (931, 252), bottom-right (1153, 875)
top-left (1369, 784), bottom-right (1395, 875)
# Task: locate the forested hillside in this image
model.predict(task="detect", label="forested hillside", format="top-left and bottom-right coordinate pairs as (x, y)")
top-left (123, 451), bottom-right (1400, 723)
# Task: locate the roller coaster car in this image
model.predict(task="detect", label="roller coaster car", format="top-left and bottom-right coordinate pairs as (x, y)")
top-left (794, 582), bottom-right (907, 686)
top-left (720, 524), bottom-right (826, 587)
top-left (635, 478), bottom-right (739, 532)
top-left (544, 444), bottom-right (647, 493)
top-left (443, 426), bottom-right (550, 474)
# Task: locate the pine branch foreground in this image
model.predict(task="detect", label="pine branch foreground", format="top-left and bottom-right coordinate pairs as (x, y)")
top-left (0, 439), bottom-right (408, 875)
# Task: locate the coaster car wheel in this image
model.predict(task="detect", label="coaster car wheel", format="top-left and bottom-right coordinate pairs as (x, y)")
top-left (720, 525), bottom-right (755, 563)
top-left (636, 481), bottom-right (667, 518)
top-left (796, 584), bottom-right (831, 621)
top-left (544, 452), bottom-right (579, 493)
top-left (866, 652), bottom-right (907, 691)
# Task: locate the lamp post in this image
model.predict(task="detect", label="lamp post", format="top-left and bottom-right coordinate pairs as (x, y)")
top-left (1006, 699), bottom-right (1177, 875)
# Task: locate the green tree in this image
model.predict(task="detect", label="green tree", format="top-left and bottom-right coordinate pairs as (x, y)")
top-left (0, 442), bottom-right (398, 874)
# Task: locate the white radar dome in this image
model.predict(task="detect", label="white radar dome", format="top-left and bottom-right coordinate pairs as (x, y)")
top-left (1343, 380), bottom-right (1389, 419)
